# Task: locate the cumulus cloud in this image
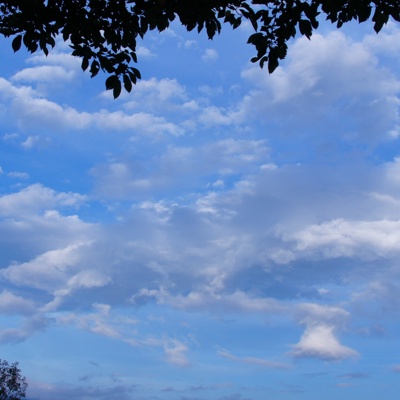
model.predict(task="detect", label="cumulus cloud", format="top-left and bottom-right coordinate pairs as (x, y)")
top-left (281, 219), bottom-right (400, 260)
top-left (11, 65), bottom-right (75, 84)
top-left (0, 78), bottom-right (184, 136)
top-left (288, 303), bottom-right (358, 361)
top-left (363, 22), bottom-right (400, 55)
top-left (240, 30), bottom-right (400, 144)
top-left (2, 25), bottom-right (400, 392)
top-left (289, 324), bottom-right (358, 361)
top-left (198, 106), bottom-right (233, 126)
top-left (26, 49), bottom-right (81, 70)
top-left (123, 77), bottom-right (187, 109)
top-left (0, 184), bottom-right (85, 217)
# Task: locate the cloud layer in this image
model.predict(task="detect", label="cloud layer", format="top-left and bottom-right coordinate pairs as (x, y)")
top-left (1, 20), bottom-right (400, 400)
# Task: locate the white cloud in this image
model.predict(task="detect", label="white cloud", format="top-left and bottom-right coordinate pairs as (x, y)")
top-left (45, 270), bottom-right (113, 311)
top-left (21, 135), bottom-right (40, 149)
top-left (289, 323), bottom-right (358, 361)
top-left (202, 48), bottom-right (219, 63)
top-left (91, 139), bottom-right (268, 199)
top-left (282, 219), bottom-right (400, 260)
top-left (11, 65), bottom-right (75, 83)
top-left (290, 303), bottom-right (357, 361)
top-left (1, 242), bottom-right (88, 291)
top-left (0, 184), bottom-right (86, 217)
top-left (240, 30), bottom-right (400, 143)
top-left (0, 291), bottom-right (36, 315)
top-left (27, 50), bottom-right (81, 70)
top-left (94, 110), bottom-right (184, 137)
top-left (198, 106), bottom-right (232, 126)
top-left (2, 26), bottom-right (400, 382)
top-left (296, 303), bottom-right (350, 326)
top-left (136, 45), bottom-right (155, 58)
top-left (58, 303), bottom-right (120, 339)
top-left (363, 22), bottom-right (400, 55)
top-left (2, 133), bottom-right (19, 141)
top-left (163, 339), bottom-right (190, 366)
top-left (183, 40), bottom-right (197, 49)
top-left (21, 135), bottom-right (51, 149)
top-left (125, 77), bottom-right (186, 104)
top-left (7, 171), bottom-right (29, 179)
top-left (134, 288), bottom-right (282, 315)
top-left (0, 77), bottom-right (184, 136)
top-left (67, 270), bottom-right (112, 290)
top-left (218, 349), bottom-right (290, 369)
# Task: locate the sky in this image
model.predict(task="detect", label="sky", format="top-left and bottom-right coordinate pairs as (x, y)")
top-left (1, 12), bottom-right (400, 400)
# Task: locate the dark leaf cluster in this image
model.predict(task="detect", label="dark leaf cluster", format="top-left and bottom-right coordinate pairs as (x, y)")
top-left (0, 360), bottom-right (27, 400)
top-left (1, 0), bottom-right (399, 97)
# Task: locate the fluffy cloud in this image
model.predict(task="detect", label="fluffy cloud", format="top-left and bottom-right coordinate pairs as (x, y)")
top-left (0, 184), bottom-right (85, 217)
top-left (90, 139), bottom-right (269, 199)
top-left (0, 77), bottom-right (184, 136)
top-left (2, 26), bottom-right (400, 391)
top-left (1, 243), bottom-right (88, 291)
top-left (240, 30), bottom-right (400, 144)
top-left (289, 303), bottom-right (358, 361)
top-left (202, 48), bottom-right (219, 63)
top-left (289, 324), bottom-right (358, 361)
top-left (122, 77), bottom-right (187, 109)
top-left (281, 219), bottom-right (400, 260)
top-left (11, 65), bottom-right (75, 84)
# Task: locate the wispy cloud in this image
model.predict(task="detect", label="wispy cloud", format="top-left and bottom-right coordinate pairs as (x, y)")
top-left (217, 349), bottom-right (290, 369)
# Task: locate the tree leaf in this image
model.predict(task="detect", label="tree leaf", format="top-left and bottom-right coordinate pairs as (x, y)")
top-left (113, 79), bottom-right (122, 99)
top-left (357, 4), bottom-right (372, 23)
top-left (299, 19), bottom-right (312, 39)
top-left (82, 57), bottom-right (89, 71)
top-left (123, 74), bottom-right (132, 92)
top-left (105, 75), bottom-right (118, 90)
top-left (11, 35), bottom-right (22, 52)
top-left (268, 50), bottom-right (279, 73)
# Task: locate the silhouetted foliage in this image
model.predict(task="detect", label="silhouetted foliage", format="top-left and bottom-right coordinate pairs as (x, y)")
top-left (0, 360), bottom-right (27, 400)
top-left (1, 0), bottom-right (399, 97)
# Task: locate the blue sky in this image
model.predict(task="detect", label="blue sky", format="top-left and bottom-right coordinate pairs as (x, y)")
top-left (1, 15), bottom-right (400, 400)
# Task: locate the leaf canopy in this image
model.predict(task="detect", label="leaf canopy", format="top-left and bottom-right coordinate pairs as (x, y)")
top-left (0, 359), bottom-right (27, 400)
top-left (1, 0), bottom-right (399, 97)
